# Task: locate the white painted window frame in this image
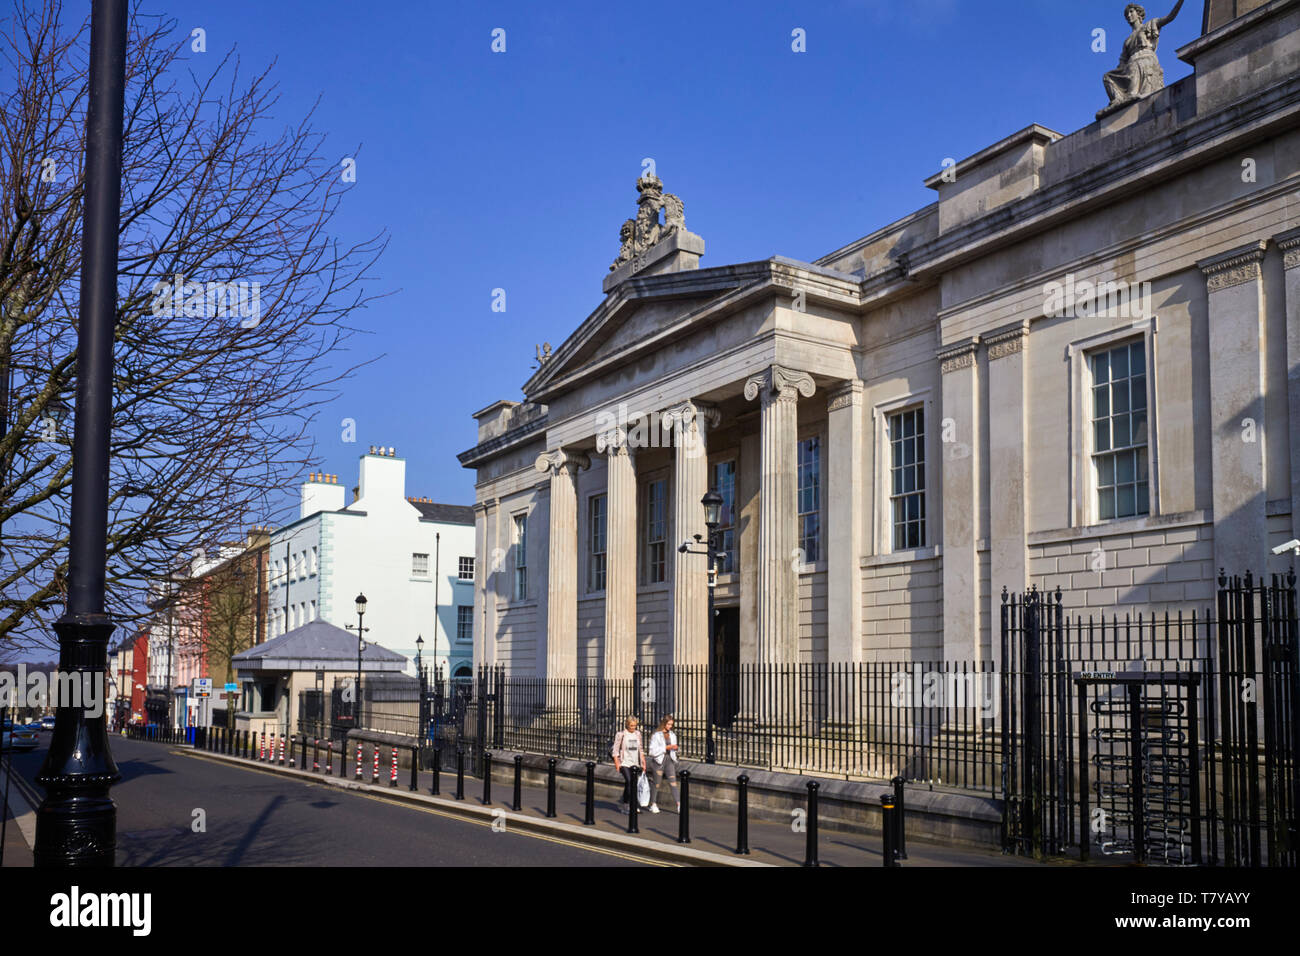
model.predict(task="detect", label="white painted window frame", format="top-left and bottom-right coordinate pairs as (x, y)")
top-left (871, 387), bottom-right (937, 556)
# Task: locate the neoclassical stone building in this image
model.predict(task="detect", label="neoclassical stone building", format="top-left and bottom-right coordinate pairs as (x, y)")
top-left (459, 0), bottom-right (1300, 679)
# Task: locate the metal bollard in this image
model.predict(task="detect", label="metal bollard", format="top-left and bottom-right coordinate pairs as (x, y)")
top-left (390, 747), bottom-right (398, 787)
top-left (892, 775), bottom-right (908, 860)
top-left (259, 732), bottom-right (265, 761)
top-left (545, 758), bottom-right (557, 818)
top-left (482, 750), bottom-right (492, 803)
top-left (355, 742), bottom-right (363, 779)
top-left (325, 739), bottom-right (333, 774)
top-left (514, 756), bottom-right (524, 812)
top-left (371, 744), bottom-right (379, 784)
top-left (881, 793), bottom-right (898, 867)
top-left (410, 746), bottom-right (419, 792)
top-left (313, 738), bottom-right (320, 772)
top-left (736, 774), bottom-right (751, 855)
top-left (583, 761), bottom-right (595, 825)
top-left (455, 749), bottom-right (465, 800)
top-left (431, 747), bottom-right (441, 795)
top-left (678, 769), bottom-right (691, 844)
top-left (288, 734), bottom-right (295, 767)
top-left (804, 780), bottom-right (820, 867)
top-left (280, 733), bottom-right (287, 765)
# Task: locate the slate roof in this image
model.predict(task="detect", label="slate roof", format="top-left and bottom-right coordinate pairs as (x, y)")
top-left (231, 619), bottom-right (408, 672)
top-left (410, 501), bottom-right (475, 525)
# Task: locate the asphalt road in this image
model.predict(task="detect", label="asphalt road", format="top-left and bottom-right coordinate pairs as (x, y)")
top-left (4, 735), bottom-right (649, 867)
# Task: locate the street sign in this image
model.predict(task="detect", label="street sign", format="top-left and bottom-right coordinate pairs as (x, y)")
top-left (192, 677), bottom-right (212, 699)
top-left (224, 682), bottom-right (238, 692)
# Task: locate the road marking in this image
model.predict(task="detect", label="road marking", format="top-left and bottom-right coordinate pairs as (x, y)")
top-left (174, 748), bottom-right (673, 866)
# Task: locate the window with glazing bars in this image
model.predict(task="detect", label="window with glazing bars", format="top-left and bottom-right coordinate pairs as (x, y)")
top-left (1091, 339), bottom-right (1149, 520)
top-left (889, 407), bottom-right (925, 550)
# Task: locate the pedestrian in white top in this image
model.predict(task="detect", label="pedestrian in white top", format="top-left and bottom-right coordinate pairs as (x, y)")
top-left (647, 714), bottom-right (681, 813)
top-left (611, 716), bottom-right (646, 806)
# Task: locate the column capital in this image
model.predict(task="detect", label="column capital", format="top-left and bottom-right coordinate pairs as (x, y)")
top-left (985, 321), bottom-right (1029, 361)
top-left (743, 365), bottom-right (815, 405)
top-left (664, 399), bottom-right (720, 431)
top-left (826, 379), bottom-right (864, 412)
top-left (534, 448), bottom-right (590, 477)
top-left (1275, 227), bottom-right (1300, 272)
top-left (594, 426), bottom-right (631, 456)
top-left (938, 338), bottom-right (978, 374)
top-left (1197, 240), bottom-right (1268, 293)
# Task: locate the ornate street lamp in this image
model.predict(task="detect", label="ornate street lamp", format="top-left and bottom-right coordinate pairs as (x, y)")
top-left (679, 489), bottom-right (725, 764)
top-left (345, 593), bottom-right (369, 731)
top-left (415, 634), bottom-right (426, 751)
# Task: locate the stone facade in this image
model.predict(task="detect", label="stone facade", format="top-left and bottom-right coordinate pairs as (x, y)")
top-left (459, 2), bottom-right (1300, 676)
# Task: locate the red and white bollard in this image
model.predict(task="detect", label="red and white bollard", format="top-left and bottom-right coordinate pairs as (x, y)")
top-left (271, 733), bottom-right (279, 764)
top-left (259, 732), bottom-right (266, 761)
top-left (326, 740), bottom-right (333, 775)
top-left (313, 739), bottom-right (320, 772)
top-left (390, 747), bottom-right (398, 787)
top-left (355, 743), bottom-right (363, 778)
top-left (279, 733), bottom-right (286, 765)
top-left (371, 744), bottom-right (380, 784)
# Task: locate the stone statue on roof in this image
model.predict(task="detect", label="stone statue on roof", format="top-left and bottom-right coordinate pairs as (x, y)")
top-left (1098, 1), bottom-right (1185, 119)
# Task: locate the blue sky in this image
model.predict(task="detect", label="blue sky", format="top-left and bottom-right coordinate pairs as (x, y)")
top-left (156, 0), bottom-right (1201, 516)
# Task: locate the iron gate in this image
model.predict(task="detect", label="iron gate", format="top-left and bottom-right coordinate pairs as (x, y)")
top-left (1002, 569), bottom-right (1298, 867)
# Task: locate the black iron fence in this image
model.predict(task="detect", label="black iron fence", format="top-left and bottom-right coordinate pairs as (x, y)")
top-left (1001, 570), bottom-right (1298, 868)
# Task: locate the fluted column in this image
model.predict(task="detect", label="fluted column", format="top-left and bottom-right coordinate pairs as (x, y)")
top-left (1275, 228), bottom-right (1300, 543)
top-left (939, 341), bottom-right (980, 663)
top-left (534, 448), bottom-right (588, 682)
top-left (597, 427), bottom-right (636, 682)
top-left (744, 366), bottom-right (815, 673)
top-left (668, 400), bottom-right (719, 671)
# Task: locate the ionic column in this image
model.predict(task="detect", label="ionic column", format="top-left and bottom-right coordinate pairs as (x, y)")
top-left (597, 426), bottom-right (636, 682)
top-left (744, 366), bottom-right (815, 671)
top-left (534, 448), bottom-right (588, 682)
top-left (1275, 228), bottom-right (1300, 542)
top-left (668, 400), bottom-right (719, 670)
top-left (939, 340), bottom-right (981, 663)
top-left (1198, 242), bottom-right (1269, 575)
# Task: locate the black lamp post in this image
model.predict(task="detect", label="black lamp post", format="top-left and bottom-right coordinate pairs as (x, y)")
top-left (415, 634), bottom-right (425, 749)
top-left (345, 593), bottom-right (369, 730)
top-left (33, 0), bottom-right (128, 866)
top-left (679, 489), bottom-right (724, 764)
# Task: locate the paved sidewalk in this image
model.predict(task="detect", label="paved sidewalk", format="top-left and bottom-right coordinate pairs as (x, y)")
top-left (245, 743), bottom-right (1042, 867)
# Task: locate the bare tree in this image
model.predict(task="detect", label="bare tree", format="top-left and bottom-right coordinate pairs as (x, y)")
top-left (0, 1), bottom-right (386, 650)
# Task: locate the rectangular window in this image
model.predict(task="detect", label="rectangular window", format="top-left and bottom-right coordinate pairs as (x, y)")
top-left (711, 460), bottom-right (737, 574)
top-left (309, 600), bottom-right (316, 622)
top-left (456, 606), bottom-right (473, 642)
top-left (412, 552), bottom-right (429, 576)
top-left (797, 436), bottom-right (822, 563)
top-left (889, 407), bottom-right (926, 550)
top-left (458, 556), bottom-right (475, 580)
top-left (643, 479), bottom-right (667, 584)
top-left (310, 546), bottom-right (318, 576)
top-left (588, 495), bottom-right (607, 592)
top-left (1091, 339), bottom-right (1149, 520)
top-left (513, 514), bottom-right (527, 600)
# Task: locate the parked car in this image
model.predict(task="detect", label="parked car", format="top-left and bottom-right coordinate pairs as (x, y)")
top-left (39, 715), bottom-right (56, 730)
top-left (2, 720), bottom-right (39, 751)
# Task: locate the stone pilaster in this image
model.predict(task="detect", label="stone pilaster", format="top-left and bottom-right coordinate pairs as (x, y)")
top-left (472, 500), bottom-right (495, 670)
top-left (744, 366), bottom-right (815, 673)
top-left (597, 426), bottom-right (636, 682)
top-left (534, 448), bottom-right (589, 682)
top-left (1198, 241), bottom-right (1269, 575)
top-left (986, 323), bottom-right (1028, 670)
top-left (939, 340), bottom-right (981, 663)
top-left (666, 400), bottom-right (718, 671)
top-left (826, 380), bottom-right (864, 665)
top-left (1276, 228), bottom-right (1300, 543)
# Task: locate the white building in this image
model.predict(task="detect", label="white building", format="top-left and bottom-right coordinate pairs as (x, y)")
top-left (269, 447), bottom-right (477, 678)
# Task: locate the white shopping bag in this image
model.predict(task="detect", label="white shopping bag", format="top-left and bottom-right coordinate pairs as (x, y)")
top-left (637, 772), bottom-right (651, 807)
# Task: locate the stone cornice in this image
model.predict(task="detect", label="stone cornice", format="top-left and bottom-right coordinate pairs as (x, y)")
top-left (938, 339), bottom-right (979, 374)
top-left (1197, 240), bottom-right (1268, 293)
top-left (534, 448), bottom-right (590, 477)
top-left (827, 379), bottom-right (864, 412)
top-left (743, 365), bottom-right (816, 404)
top-left (1275, 227), bottom-right (1300, 271)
